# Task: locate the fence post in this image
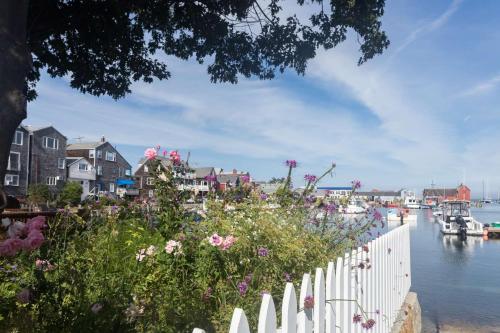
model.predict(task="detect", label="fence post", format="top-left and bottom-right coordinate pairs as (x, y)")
top-left (282, 283), bottom-right (297, 333)
top-left (258, 293), bottom-right (277, 333)
top-left (326, 262), bottom-right (336, 333)
top-left (229, 308), bottom-right (251, 333)
top-left (298, 273), bottom-right (313, 333)
top-left (314, 267), bottom-right (326, 333)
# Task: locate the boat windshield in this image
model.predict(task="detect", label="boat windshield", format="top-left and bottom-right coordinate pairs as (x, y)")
top-left (445, 202), bottom-right (469, 217)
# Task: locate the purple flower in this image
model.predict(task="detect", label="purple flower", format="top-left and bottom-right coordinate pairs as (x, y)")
top-left (284, 272), bottom-right (292, 282)
top-left (285, 160), bottom-right (297, 168)
top-left (16, 289), bottom-right (31, 304)
top-left (258, 247), bottom-right (269, 257)
top-left (304, 295), bottom-right (314, 309)
top-left (304, 174), bottom-right (317, 183)
top-left (362, 319), bottom-right (376, 329)
top-left (260, 193), bottom-right (268, 200)
top-left (325, 203), bottom-right (337, 214)
top-left (373, 210), bottom-right (382, 221)
top-left (241, 175), bottom-right (250, 183)
top-left (358, 262), bottom-right (365, 269)
top-left (362, 245), bottom-right (369, 253)
top-left (375, 309), bottom-right (380, 315)
top-left (244, 274), bottom-right (253, 283)
top-left (351, 180), bottom-right (362, 189)
top-left (353, 314), bottom-right (362, 323)
top-left (238, 281), bottom-right (248, 296)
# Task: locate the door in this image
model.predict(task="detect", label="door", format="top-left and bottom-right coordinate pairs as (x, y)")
top-left (81, 180), bottom-right (90, 201)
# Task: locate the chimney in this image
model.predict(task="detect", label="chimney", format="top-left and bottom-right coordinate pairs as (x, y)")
top-left (101, 136), bottom-right (106, 142)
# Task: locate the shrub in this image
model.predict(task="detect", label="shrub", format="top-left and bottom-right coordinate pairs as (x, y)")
top-left (27, 184), bottom-right (51, 206)
top-left (58, 181), bottom-right (83, 206)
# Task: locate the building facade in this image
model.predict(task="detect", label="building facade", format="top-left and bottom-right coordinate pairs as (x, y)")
top-left (422, 184), bottom-right (471, 205)
top-left (66, 157), bottom-right (96, 200)
top-left (4, 126), bottom-right (30, 197)
top-left (26, 126), bottom-right (68, 194)
top-left (66, 138), bottom-right (132, 195)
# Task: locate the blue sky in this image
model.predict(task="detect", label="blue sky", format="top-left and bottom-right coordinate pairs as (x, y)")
top-left (26, 0), bottom-right (500, 198)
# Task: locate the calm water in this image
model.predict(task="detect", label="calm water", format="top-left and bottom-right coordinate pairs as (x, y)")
top-left (397, 204), bottom-right (500, 332)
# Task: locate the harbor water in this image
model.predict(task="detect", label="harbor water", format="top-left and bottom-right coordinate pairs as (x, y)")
top-left (394, 204), bottom-right (500, 332)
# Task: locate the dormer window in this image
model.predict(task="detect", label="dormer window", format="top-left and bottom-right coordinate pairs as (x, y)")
top-left (13, 131), bottom-right (23, 145)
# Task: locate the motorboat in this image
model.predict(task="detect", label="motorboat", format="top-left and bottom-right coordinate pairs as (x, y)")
top-left (404, 196), bottom-right (420, 209)
top-left (438, 200), bottom-right (483, 237)
top-left (342, 199), bottom-right (367, 214)
top-left (387, 208), bottom-right (417, 223)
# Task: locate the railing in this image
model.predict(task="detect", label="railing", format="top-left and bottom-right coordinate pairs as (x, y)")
top-left (193, 223), bottom-right (411, 333)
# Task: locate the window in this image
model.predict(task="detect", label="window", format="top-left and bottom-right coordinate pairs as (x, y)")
top-left (97, 165), bottom-right (103, 175)
top-left (79, 163), bottom-right (88, 171)
top-left (43, 136), bottom-right (59, 149)
top-left (89, 150), bottom-right (95, 158)
top-left (4, 174), bottom-right (19, 186)
top-left (105, 151), bottom-right (116, 162)
top-left (46, 177), bottom-right (57, 186)
top-left (146, 177), bottom-right (154, 186)
top-left (96, 150), bottom-right (102, 158)
top-left (58, 158), bottom-right (65, 169)
top-left (109, 183), bottom-right (115, 193)
top-left (148, 190), bottom-right (154, 198)
top-left (144, 165), bottom-right (149, 173)
top-left (125, 169), bottom-right (132, 176)
top-left (7, 152), bottom-right (20, 171)
top-left (13, 131), bottom-right (23, 145)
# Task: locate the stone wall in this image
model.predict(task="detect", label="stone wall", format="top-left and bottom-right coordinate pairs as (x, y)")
top-left (390, 292), bottom-right (422, 333)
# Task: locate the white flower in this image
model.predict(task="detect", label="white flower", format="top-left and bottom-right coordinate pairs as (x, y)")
top-left (146, 245), bottom-right (156, 256)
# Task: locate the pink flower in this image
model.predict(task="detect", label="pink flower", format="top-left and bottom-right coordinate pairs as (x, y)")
top-left (221, 235), bottom-right (236, 250)
top-left (26, 216), bottom-right (46, 233)
top-left (165, 240), bottom-right (178, 254)
top-left (0, 238), bottom-right (23, 256)
top-left (144, 148), bottom-right (157, 160)
top-left (304, 295), bottom-right (314, 309)
top-left (16, 289), bottom-right (31, 304)
top-left (162, 150), bottom-right (168, 157)
top-left (35, 259), bottom-right (44, 269)
top-left (208, 233), bottom-right (223, 246)
top-left (353, 314), bottom-right (362, 323)
top-left (23, 230), bottom-right (45, 251)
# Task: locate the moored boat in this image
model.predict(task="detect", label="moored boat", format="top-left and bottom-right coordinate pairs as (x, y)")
top-left (387, 208), bottom-right (417, 223)
top-left (438, 200), bottom-right (483, 237)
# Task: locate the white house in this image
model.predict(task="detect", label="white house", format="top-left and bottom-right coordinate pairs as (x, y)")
top-left (66, 157), bottom-right (96, 200)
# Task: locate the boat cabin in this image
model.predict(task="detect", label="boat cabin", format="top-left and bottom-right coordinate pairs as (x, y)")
top-left (443, 200), bottom-right (471, 222)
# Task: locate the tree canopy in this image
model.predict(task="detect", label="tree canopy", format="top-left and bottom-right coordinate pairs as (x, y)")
top-left (26, 0), bottom-right (389, 100)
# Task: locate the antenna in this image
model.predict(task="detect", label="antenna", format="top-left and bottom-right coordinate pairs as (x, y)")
top-left (72, 136), bottom-right (84, 143)
top-left (186, 151), bottom-right (191, 164)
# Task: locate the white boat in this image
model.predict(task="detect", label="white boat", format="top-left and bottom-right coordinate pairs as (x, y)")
top-left (438, 200), bottom-right (484, 237)
top-left (387, 208), bottom-right (417, 223)
top-left (342, 199), bottom-right (367, 214)
top-left (404, 196), bottom-right (420, 209)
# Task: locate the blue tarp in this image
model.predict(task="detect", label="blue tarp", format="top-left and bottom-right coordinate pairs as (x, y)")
top-left (116, 179), bottom-right (135, 185)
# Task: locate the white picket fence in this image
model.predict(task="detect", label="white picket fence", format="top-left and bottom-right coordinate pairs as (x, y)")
top-left (194, 223), bottom-right (411, 333)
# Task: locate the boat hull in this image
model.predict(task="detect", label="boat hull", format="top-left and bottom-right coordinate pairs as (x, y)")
top-left (439, 219), bottom-right (484, 236)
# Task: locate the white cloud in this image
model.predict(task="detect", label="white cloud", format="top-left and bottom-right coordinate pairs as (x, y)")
top-left (458, 74), bottom-right (500, 97)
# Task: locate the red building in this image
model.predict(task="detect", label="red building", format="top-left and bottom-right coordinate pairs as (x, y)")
top-left (423, 184), bottom-right (471, 204)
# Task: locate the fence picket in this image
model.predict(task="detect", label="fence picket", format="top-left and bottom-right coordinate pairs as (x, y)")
top-left (193, 329), bottom-right (206, 333)
top-left (259, 293), bottom-right (277, 333)
top-left (229, 308), bottom-right (251, 333)
top-left (297, 273), bottom-right (313, 333)
top-left (282, 283), bottom-right (297, 333)
top-left (314, 268), bottom-right (326, 333)
top-left (325, 262), bottom-right (336, 333)
top-left (335, 257), bottom-right (344, 333)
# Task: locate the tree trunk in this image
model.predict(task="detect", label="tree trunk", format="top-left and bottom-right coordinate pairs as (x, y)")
top-left (0, 0), bottom-right (30, 209)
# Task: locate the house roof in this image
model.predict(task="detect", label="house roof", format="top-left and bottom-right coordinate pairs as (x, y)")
top-left (22, 125), bottom-right (67, 139)
top-left (317, 186), bottom-right (352, 191)
top-left (194, 167), bottom-right (214, 179)
top-left (217, 174), bottom-right (241, 184)
top-left (356, 191), bottom-right (402, 197)
top-left (67, 142), bottom-right (105, 150)
top-left (423, 188), bottom-right (457, 197)
top-left (135, 156), bottom-right (190, 173)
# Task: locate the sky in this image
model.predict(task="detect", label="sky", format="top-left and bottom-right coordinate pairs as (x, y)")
top-left (26, 0), bottom-right (500, 199)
